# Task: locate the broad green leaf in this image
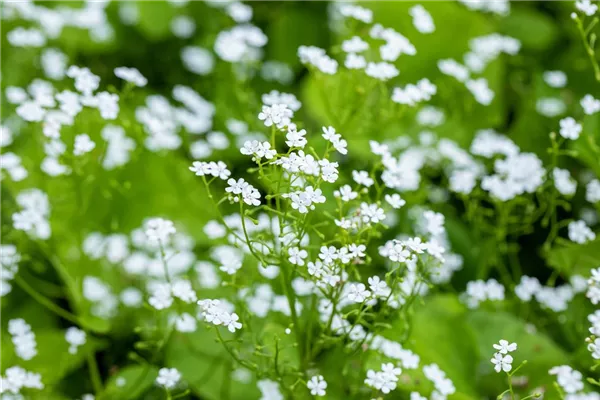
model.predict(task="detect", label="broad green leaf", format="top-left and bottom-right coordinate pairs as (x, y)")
top-left (500, 7), bottom-right (558, 51)
top-left (1, 329), bottom-right (105, 386)
top-left (546, 239), bottom-right (600, 276)
top-left (466, 310), bottom-right (571, 397)
top-left (388, 294), bottom-right (480, 397)
top-left (99, 365), bottom-right (159, 400)
top-left (165, 329), bottom-right (260, 400)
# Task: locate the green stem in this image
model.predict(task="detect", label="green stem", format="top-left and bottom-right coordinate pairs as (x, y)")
top-left (15, 275), bottom-right (83, 326)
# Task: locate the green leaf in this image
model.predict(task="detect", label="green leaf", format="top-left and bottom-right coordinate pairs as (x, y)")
top-left (165, 329), bottom-right (260, 400)
top-left (500, 7), bottom-right (558, 51)
top-left (546, 238), bottom-right (600, 276)
top-left (1, 329), bottom-right (105, 386)
top-left (136, 2), bottom-right (178, 40)
top-left (466, 310), bottom-right (571, 396)
top-left (389, 294), bottom-right (480, 397)
top-left (99, 365), bottom-right (159, 400)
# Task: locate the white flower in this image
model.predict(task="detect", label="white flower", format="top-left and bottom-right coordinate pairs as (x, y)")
top-left (240, 140), bottom-right (276, 161)
top-left (258, 104), bottom-right (292, 129)
top-left (550, 365), bottom-right (584, 394)
top-left (553, 168), bottom-right (577, 196)
top-left (347, 283), bottom-right (371, 302)
top-left (466, 78), bottom-right (494, 105)
top-left (342, 36), bottom-right (369, 53)
top-left (222, 312), bottom-right (242, 333)
top-left (368, 276), bottom-right (390, 297)
top-left (559, 117), bottom-right (582, 140)
top-left (365, 62), bottom-right (399, 81)
top-left (156, 367), bottom-right (181, 389)
top-left (288, 247), bottom-right (308, 266)
top-left (581, 94), bottom-right (600, 115)
top-left (334, 185), bottom-right (358, 202)
top-left (385, 194), bottom-right (406, 209)
top-left (339, 4), bottom-right (373, 23)
top-left (285, 125), bottom-right (307, 148)
top-left (319, 246), bottom-right (338, 265)
top-left (493, 339), bottom-right (517, 354)
top-left (114, 67), bottom-right (147, 87)
top-left (345, 53), bottom-right (367, 69)
top-left (515, 276), bottom-right (541, 301)
top-left (65, 327), bottom-right (86, 354)
top-left (360, 203), bottom-right (385, 224)
top-left (74, 134), bottom-right (96, 156)
top-left (543, 70), bottom-right (567, 88)
top-left (568, 220), bottom-right (596, 244)
top-left (144, 218), bottom-right (176, 245)
top-left (353, 170), bottom-right (374, 187)
top-left (9, 319), bottom-right (37, 360)
top-left (576, 0), bottom-right (598, 16)
top-left (409, 5), bottom-right (435, 34)
top-left (306, 375), bottom-right (327, 396)
top-left (491, 352), bottom-right (513, 373)
top-left (586, 179), bottom-right (600, 203)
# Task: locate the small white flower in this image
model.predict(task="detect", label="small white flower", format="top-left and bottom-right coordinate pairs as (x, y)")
top-left (74, 134), bottom-right (96, 156)
top-left (306, 375), bottom-right (327, 396)
top-left (353, 170), bottom-right (374, 187)
top-left (385, 194), bottom-right (406, 209)
top-left (288, 247), bottom-right (308, 266)
top-left (65, 327), bottom-right (86, 354)
top-left (144, 218), bottom-right (176, 245)
top-left (156, 367), bottom-right (181, 389)
top-left (347, 283), bottom-right (371, 303)
top-left (114, 67), bottom-right (147, 87)
top-left (334, 185), bottom-right (358, 202)
top-left (559, 117), bottom-right (582, 140)
top-left (493, 339), bottom-right (517, 354)
top-left (490, 352), bottom-right (513, 373)
top-left (568, 220), bottom-right (596, 244)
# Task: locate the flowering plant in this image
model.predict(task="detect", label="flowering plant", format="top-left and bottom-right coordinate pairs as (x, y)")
top-left (2, 1), bottom-right (600, 400)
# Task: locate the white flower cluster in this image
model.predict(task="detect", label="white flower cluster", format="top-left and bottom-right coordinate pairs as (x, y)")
top-left (0, 151), bottom-right (28, 181)
top-left (0, 366), bottom-right (44, 395)
top-left (258, 379), bottom-right (284, 400)
top-left (365, 363), bottom-right (402, 394)
top-left (490, 339), bottom-right (517, 373)
top-left (458, 0), bottom-right (510, 15)
top-left (568, 220), bottom-right (596, 244)
top-left (1, 245), bottom-right (21, 296)
top-left (214, 25), bottom-right (267, 63)
top-left (3, 1), bottom-right (114, 45)
top-left (409, 5), bottom-right (435, 34)
top-left (8, 319), bottom-right (37, 360)
top-left (514, 275), bottom-right (582, 312)
top-left (83, 276), bottom-right (119, 318)
top-left (549, 365), bottom-right (584, 394)
top-left (392, 78), bottom-right (437, 106)
top-left (463, 279), bottom-right (505, 308)
top-left (12, 189), bottom-right (51, 240)
top-left (423, 363), bottom-right (456, 398)
top-left (198, 299), bottom-right (242, 332)
top-left (575, 0), bottom-right (599, 16)
top-left (148, 279), bottom-right (197, 310)
top-left (226, 178), bottom-right (261, 206)
top-left (101, 125), bottom-right (136, 170)
top-left (588, 309), bottom-right (600, 360)
top-left (65, 327), bottom-right (86, 354)
top-left (136, 85), bottom-right (215, 151)
top-left (298, 46), bottom-right (339, 75)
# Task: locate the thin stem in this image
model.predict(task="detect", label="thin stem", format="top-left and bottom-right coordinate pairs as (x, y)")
top-left (15, 276), bottom-right (83, 326)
